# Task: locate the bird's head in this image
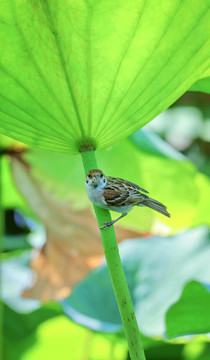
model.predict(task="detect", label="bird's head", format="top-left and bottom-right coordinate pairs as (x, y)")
top-left (85, 169), bottom-right (106, 188)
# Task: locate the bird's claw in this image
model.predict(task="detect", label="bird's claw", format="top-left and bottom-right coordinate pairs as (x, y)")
top-left (100, 221), bottom-right (114, 230)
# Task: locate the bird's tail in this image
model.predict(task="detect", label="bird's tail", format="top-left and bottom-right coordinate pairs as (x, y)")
top-left (140, 197), bottom-right (170, 217)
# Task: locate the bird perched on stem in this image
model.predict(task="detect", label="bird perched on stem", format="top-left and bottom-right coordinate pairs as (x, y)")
top-left (85, 169), bottom-right (170, 229)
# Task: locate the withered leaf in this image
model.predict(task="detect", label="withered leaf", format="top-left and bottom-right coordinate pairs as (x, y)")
top-left (10, 153), bottom-right (141, 302)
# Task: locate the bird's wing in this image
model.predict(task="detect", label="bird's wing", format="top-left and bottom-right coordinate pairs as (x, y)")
top-left (103, 188), bottom-right (129, 206)
top-left (106, 177), bottom-right (149, 194)
top-left (124, 179), bottom-right (149, 194)
top-left (104, 177), bottom-right (146, 207)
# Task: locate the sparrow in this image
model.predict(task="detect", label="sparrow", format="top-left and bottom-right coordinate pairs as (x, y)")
top-left (85, 169), bottom-right (170, 229)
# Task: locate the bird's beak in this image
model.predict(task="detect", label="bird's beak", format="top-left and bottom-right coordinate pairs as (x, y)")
top-left (92, 176), bottom-right (99, 188)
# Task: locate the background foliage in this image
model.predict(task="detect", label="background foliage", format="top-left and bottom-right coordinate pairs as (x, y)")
top-left (1, 0), bottom-right (210, 359)
top-left (1, 91), bottom-right (210, 359)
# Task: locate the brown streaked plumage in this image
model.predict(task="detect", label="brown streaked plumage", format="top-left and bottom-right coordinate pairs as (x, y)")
top-left (85, 169), bottom-right (170, 229)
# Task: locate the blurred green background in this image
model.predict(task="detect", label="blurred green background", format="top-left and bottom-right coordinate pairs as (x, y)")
top-left (1, 90), bottom-right (210, 360)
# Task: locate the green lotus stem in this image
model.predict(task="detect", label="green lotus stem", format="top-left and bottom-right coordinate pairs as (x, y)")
top-left (81, 149), bottom-right (146, 360)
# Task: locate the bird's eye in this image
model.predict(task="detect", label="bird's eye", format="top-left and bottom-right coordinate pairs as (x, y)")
top-left (100, 174), bottom-right (103, 178)
top-left (88, 174), bottom-right (92, 178)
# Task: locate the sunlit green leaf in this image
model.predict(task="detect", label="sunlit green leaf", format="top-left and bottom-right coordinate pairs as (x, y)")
top-left (3, 302), bottom-right (210, 360)
top-left (182, 337), bottom-right (210, 360)
top-left (0, 0), bottom-right (209, 153)
top-left (190, 77), bottom-right (210, 94)
top-left (0, 134), bottom-right (27, 151)
top-left (166, 281), bottom-right (210, 338)
top-left (3, 301), bottom-right (62, 341)
top-left (4, 303), bottom-right (126, 360)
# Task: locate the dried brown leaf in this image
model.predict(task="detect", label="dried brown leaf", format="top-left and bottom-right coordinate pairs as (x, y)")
top-left (10, 153), bottom-right (141, 302)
